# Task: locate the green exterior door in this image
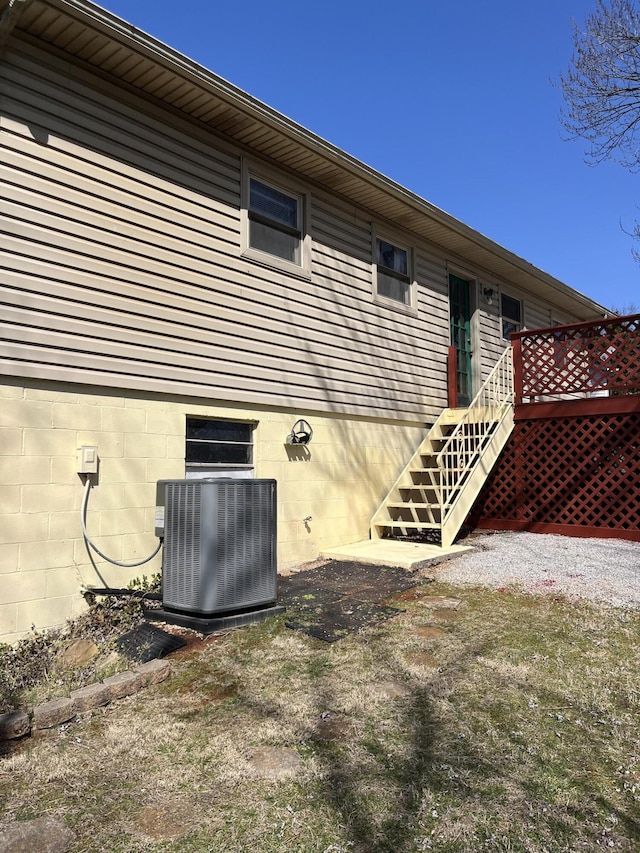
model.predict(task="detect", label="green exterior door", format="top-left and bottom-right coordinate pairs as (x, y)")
top-left (449, 274), bottom-right (473, 407)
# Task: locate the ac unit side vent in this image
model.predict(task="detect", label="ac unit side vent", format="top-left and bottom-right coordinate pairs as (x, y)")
top-left (163, 482), bottom-right (202, 611)
top-left (159, 479), bottom-right (277, 616)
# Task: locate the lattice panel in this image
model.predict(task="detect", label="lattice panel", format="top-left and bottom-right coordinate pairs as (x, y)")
top-left (517, 314), bottom-right (640, 399)
top-left (471, 412), bottom-right (640, 534)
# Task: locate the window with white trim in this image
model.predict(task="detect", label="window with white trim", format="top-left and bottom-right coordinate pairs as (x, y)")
top-left (375, 237), bottom-right (412, 306)
top-left (501, 293), bottom-right (522, 339)
top-left (248, 176), bottom-right (302, 265)
top-left (185, 418), bottom-right (254, 479)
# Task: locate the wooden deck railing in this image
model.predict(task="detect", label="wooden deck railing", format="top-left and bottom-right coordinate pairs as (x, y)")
top-left (470, 313), bottom-right (640, 542)
top-left (512, 313), bottom-right (640, 405)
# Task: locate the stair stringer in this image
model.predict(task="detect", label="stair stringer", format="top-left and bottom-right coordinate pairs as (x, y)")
top-left (439, 405), bottom-right (514, 547)
top-left (370, 408), bottom-right (466, 540)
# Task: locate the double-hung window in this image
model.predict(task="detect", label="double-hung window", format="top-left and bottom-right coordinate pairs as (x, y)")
top-left (248, 177), bottom-right (302, 266)
top-left (501, 293), bottom-right (522, 339)
top-left (375, 237), bottom-right (412, 306)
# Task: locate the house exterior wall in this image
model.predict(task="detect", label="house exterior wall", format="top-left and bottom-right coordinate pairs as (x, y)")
top-left (0, 377), bottom-right (425, 644)
top-left (0, 38), bottom-right (598, 642)
top-left (1, 41), bottom-right (582, 424)
top-left (1, 41), bottom-right (451, 423)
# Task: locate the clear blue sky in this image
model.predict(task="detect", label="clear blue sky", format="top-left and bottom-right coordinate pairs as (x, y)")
top-left (101, 0), bottom-right (639, 313)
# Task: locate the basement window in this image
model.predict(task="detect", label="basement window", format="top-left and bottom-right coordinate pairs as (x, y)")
top-left (185, 418), bottom-right (254, 479)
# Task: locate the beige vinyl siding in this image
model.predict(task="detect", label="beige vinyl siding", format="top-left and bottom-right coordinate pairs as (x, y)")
top-left (413, 249), bottom-right (450, 400)
top-left (309, 202), bottom-right (448, 407)
top-left (415, 250), bottom-right (449, 302)
top-left (477, 289), bottom-right (503, 381)
top-left (308, 220), bottom-right (449, 397)
top-left (524, 300), bottom-right (553, 331)
top-left (1, 42), bottom-right (448, 422)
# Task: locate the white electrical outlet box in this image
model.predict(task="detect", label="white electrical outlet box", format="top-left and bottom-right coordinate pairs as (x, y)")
top-left (77, 446), bottom-right (98, 474)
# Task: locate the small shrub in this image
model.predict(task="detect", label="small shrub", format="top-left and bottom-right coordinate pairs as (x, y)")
top-left (0, 594), bottom-right (149, 711)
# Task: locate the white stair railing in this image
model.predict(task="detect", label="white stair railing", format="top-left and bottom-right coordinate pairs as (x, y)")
top-left (437, 345), bottom-right (514, 517)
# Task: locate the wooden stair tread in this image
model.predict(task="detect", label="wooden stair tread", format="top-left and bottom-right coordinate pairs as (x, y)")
top-left (370, 352), bottom-right (514, 547)
top-left (386, 501), bottom-right (439, 509)
top-left (373, 520), bottom-right (441, 529)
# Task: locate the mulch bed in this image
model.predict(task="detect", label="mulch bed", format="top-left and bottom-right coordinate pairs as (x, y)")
top-left (279, 560), bottom-right (419, 642)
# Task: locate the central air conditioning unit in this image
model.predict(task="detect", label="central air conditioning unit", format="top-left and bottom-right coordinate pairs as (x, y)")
top-left (155, 478), bottom-right (278, 621)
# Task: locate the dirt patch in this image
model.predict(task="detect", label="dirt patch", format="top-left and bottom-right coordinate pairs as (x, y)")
top-left (405, 651), bottom-right (439, 669)
top-left (414, 625), bottom-right (448, 639)
top-left (390, 587), bottom-right (431, 604)
top-left (132, 799), bottom-right (199, 841)
top-left (375, 681), bottom-right (411, 700)
top-left (171, 671), bottom-right (238, 702)
top-left (315, 713), bottom-right (354, 742)
top-left (417, 596), bottom-right (463, 610)
top-left (205, 681), bottom-right (238, 701)
top-left (165, 630), bottom-right (226, 660)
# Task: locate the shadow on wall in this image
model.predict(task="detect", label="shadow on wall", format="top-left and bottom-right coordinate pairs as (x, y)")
top-left (284, 445), bottom-right (311, 463)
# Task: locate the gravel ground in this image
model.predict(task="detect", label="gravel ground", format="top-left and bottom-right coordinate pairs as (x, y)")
top-left (437, 531), bottom-right (640, 609)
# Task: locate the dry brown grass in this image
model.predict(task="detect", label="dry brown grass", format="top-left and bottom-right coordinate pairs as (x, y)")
top-left (1, 580), bottom-right (639, 852)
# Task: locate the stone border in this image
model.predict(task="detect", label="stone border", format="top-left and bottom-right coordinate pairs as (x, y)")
top-left (0, 659), bottom-right (171, 741)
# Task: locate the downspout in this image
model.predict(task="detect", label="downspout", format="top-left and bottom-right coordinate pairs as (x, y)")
top-left (0, 0), bottom-right (30, 60)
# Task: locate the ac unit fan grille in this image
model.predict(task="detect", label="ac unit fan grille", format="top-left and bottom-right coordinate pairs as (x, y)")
top-left (161, 479), bottom-right (277, 615)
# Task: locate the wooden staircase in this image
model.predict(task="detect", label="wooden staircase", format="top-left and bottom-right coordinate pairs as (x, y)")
top-left (371, 346), bottom-right (515, 548)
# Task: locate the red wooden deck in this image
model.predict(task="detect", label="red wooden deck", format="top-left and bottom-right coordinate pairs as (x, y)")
top-left (470, 314), bottom-right (640, 542)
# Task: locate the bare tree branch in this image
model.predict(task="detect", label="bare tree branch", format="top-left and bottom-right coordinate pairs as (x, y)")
top-left (560, 0), bottom-right (640, 170)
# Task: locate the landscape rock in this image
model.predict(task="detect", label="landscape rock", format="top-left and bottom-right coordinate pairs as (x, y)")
top-left (32, 698), bottom-right (75, 730)
top-left (132, 800), bottom-right (198, 841)
top-left (0, 711), bottom-right (30, 741)
top-left (69, 682), bottom-right (110, 712)
top-left (134, 659), bottom-right (171, 686)
top-left (57, 638), bottom-right (99, 670)
top-left (248, 746), bottom-right (302, 779)
top-left (102, 671), bottom-right (142, 701)
top-left (375, 681), bottom-right (411, 700)
top-left (0, 816), bottom-right (75, 853)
